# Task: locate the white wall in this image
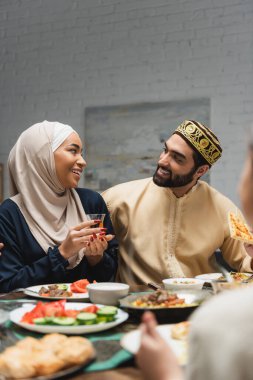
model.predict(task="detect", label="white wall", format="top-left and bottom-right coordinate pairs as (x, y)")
top-left (0, 0), bottom-right (253, 204)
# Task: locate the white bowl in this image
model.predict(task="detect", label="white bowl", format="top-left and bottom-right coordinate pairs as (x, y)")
top-left (162, 278), bottom-right (204, 291)
top-left (195, 273), bottom-right (222, 283)
top-left (86, 282), bottom-right (130, 306)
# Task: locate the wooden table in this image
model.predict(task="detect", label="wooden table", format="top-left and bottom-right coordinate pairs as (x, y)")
top-left (0, 286), bottom-right (149, 380)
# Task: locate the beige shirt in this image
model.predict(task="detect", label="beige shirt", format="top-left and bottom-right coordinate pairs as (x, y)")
top-left (103, 178), bottom-right (252, 285)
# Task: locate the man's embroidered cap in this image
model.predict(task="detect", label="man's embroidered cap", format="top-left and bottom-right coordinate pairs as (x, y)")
top-left (174, 120), bottom-right (222, 166)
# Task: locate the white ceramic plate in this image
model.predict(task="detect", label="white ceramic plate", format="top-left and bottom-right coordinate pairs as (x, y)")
top-left (24, 284), bottom-right (89, 300)
top-left (195, 273), bottom-right (222, 283)
top-left (10, 302), bottom-right (129, 334)
top-left (120, 324), bottom-right (187, 365)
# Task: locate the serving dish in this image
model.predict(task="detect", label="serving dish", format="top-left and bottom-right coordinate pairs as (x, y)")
top-left (0, 363), bottom-right (88, 380)
top-left (119, 289), bottom-right (212, 323)
top-left (0, 332), bottom-right (96, 380)
top-left (10, 302), bottom-right (128, 334)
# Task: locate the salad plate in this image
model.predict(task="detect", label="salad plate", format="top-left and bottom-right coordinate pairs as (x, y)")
top-left (9, 302), bottom-right (128, 334)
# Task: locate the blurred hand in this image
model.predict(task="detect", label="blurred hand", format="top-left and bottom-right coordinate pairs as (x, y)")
top-left (136, 312), bottom-right (183, 380)
top-left (0, 242), bottom-right (3, 256)
top-left (59, 220), bottom-right (106, 260)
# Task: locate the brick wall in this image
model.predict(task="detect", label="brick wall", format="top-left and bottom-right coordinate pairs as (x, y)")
top-left (0, 0), bottom-right (252, 204)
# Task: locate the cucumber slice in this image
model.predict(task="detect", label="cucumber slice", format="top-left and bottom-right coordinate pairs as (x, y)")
top-left (97, 306), bottom-right (118, 317)
top-left (96, 315), bottom-right (116, 323)
top-left (57, 284), bottom-right (68, 290)
top-left (52, 317), bottom-right (76, 326)
top-left (33, 317), bottom-right (54, 325)
top-left (76, 312), bottom-right (97, 325)
top-left (33, 317), bottom-right (48, 325)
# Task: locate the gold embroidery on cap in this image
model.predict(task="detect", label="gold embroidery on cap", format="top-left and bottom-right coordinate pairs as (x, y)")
top-left (176, 121), bottom-right (222, 165)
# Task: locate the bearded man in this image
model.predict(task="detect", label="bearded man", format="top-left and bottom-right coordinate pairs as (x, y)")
top-left (102, 120), bottom-right (253, 285)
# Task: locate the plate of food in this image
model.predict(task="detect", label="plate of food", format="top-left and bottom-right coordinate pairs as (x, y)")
top-left (216, 271), bottom-right (253, 283)
top-left (0, 333), bottom-right (95, 379)
top-left (24, 280), bottom-right (92, 300)
top-left (196, 272), bottom-right (253, 284)
top-left (121, 321), bottom-right (190, 365)
top-left (119, 289), bottom-right (211, 323)
top-left (9, 300), bottom-right (129, 334)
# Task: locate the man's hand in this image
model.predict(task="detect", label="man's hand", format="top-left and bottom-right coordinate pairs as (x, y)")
top-left (0, 242), bottom-right (4, 256)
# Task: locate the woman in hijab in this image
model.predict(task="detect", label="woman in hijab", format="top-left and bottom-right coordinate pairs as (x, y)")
top-left (0, 121), bottom-right (118, 292)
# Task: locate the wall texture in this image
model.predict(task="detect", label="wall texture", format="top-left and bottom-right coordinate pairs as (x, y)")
top-left (0, 0), bottom-right (253, 204)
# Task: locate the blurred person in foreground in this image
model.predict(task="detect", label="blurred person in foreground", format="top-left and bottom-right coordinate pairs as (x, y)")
top-left (0, 121), bottom-right (117, 292)
top-left (103, 120), bottom-right (253, 286)
top-left (136, 127), bottom-right (253, 380)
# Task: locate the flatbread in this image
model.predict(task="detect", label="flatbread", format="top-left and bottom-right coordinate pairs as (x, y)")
top-left (228, 211), bottom-right (253, 244)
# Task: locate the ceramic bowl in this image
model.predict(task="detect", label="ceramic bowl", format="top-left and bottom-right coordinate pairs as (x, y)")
top-left (162, 277), bottom-right (204, 291)
top-left (86, 282), bottom-right (130, 306)
top-left (195, 273), bottom-right (222, 283)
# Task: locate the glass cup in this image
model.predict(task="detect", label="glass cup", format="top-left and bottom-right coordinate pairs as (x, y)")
top-left (86, 213), bottom-right (106, 228)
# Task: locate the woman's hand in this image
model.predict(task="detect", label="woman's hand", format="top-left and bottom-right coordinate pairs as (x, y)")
top-left (84, 233), bottom-right (115, 266)
top-left (58, 220), bottom-right (106, 260)
top-left (136, 312), bottom-right (183, 380)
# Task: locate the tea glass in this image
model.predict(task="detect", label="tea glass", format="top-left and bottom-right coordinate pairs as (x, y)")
top-left (86, 213), bottom-right (106, 228)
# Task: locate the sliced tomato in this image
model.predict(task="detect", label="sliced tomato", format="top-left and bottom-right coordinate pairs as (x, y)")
top-left (21, 301), bottom-right (45, 323)
top-left (21, 300), bottom-right (67, 323)
top-left (81, 305), bottom-right (99, 313)
top-left (43, 299), bottom-right (66, 317)
top-left (70, 282), bottom-right (82, 293)
top-left (70, 279), bottom-right (90, 293)
top-left (63, 309), bottom-right (79, 318)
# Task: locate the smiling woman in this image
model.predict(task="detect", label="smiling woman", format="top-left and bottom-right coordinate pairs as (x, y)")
top-left (54, 133), bottom-right (86, 189)
top-left (0, 121), bottom-right (118, 292)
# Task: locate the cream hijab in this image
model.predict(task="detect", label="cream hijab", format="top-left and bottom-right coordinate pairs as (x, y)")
top-left (8, 121), bottom-right (87, 269)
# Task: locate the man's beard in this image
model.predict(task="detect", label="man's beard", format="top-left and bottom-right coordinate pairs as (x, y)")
top-left (153, 165), bottom-right (197, 188)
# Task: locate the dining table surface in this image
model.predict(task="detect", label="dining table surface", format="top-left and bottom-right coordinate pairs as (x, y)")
top-left (0, 285), bottom-right (152, 380)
